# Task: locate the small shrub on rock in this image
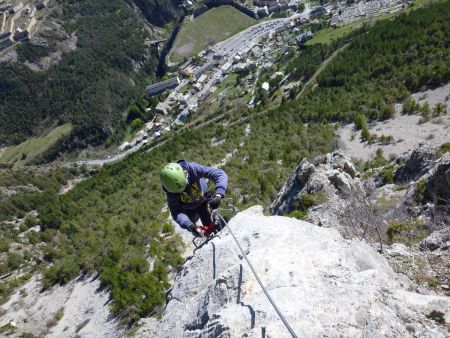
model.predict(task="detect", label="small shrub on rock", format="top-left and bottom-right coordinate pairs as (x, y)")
top-left (402, 97), bottom-right (420, 114)
top-left (289, 192), bottom-right (327, 220)
top-left (386, 219), bottom-right (427, 245)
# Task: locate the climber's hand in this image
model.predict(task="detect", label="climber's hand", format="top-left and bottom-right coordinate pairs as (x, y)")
top-left (189, 224), bottom-right (205, 238)
top-left (208, 194), bottom-right (222, 210)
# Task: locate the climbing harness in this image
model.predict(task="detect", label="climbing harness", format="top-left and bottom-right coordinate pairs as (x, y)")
top-left (199, 205), bottom-right (299, 338)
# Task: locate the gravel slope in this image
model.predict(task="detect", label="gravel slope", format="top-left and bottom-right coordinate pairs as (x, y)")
top-left (338, 83), bottom-right (450, 160)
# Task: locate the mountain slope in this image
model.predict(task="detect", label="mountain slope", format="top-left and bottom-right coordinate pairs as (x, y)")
top-left (0, 0), bottom-right (181, 153)
top-left (136, 207), bottom-right (449, 337)
top-left (0, 0), bottom-right (449, 332)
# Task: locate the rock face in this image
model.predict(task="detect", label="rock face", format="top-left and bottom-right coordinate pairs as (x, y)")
top-left (136, 207), bottom-right (450, 338)
top-left (419, 152), bottom-right (450, 203)
top-left (394, 147), bottom-right (435, 184)
top-left (270, 152), bottom-right (362, 227)
top-left (420, 228), bottom-right (450, 251)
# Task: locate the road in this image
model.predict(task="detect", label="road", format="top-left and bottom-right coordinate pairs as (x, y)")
top-left (74, 142), bottom-right (146, 166)
top-left (72, 10), bottom-right (312, 167)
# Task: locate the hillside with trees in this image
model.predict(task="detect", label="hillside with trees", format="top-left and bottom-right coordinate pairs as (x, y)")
top-left (0, 0), bottom-right (448, 331)
top-left (0, 0), bottom-right (182, 155)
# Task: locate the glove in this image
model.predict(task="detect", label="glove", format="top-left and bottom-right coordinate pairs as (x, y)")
top-left (188, 224), bottom-right (204, 237)
top-left (208, 194), bottom-right (222, 210)
top-left (203, 223), bottom-right (218, 236)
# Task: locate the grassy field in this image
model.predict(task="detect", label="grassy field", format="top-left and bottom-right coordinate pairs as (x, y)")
top-left (0, 124), bottom-right (72, 167)
top-left (168, 6), bottom-right (256, 63)
top-left (306, 0), bottom-right (439, 45)
top-left (305, 20), bottom-right (367, 45)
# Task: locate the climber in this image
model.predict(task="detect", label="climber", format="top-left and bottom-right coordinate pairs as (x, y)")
top-left (160, 160), bottom-right (228, 238)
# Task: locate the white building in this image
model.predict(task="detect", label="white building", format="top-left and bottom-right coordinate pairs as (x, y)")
top-left (193, 83), bottom-right (202, 92)
top-left (197, 74), bottom-right (208, 84)
top-left (156, 102), bottom-right (170, 114)
top-left (221, 61), bottom-right (232, 74)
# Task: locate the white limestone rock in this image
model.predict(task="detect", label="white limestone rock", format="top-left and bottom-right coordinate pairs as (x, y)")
top-left (136, 207), bottom-right (450, 338)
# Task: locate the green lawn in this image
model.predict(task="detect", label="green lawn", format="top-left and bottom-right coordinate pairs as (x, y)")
top-left (0, 124), bottom-right (72, 167)
top-left (305, 20), bottom-right (366, 45)
top-left (168, 6), bottom-right (257, 63)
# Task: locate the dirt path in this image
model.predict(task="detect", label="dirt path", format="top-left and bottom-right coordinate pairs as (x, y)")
top-left (296, 43), bottom-right (350, 99)
top-left (59, 177), bottom-right (86, 195)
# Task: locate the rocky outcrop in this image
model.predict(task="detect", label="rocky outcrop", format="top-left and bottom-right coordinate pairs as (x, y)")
top-left (132, 0), bottom-right (183, 27)
top-left (420, 228), bottom-right (450, 251)
top-left (394, 147), bottom-right (435, 184)
top-left (136, 207), bottom-right (450, 337)
top-left (270, 152), bottom-right (362, 227)
top-left (419, 152), bottom-right (450, 203)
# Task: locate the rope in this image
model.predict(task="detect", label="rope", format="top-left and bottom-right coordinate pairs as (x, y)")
top-left (212, 210), bottom-right (299, 338)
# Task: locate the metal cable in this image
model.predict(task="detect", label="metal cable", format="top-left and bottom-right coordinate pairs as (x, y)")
top-left (212, 209), bottom-right (299, 338)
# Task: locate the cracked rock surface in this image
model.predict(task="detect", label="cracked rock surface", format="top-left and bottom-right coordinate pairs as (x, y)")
top-left (136, 206), bottom-right (449, 338)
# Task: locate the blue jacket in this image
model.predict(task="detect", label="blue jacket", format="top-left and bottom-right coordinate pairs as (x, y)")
top-left (165, 160), bottom-right (228, 229)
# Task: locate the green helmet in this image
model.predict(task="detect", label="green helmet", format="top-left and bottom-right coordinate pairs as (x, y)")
top-left (160, 163), bottom-right (187, 193)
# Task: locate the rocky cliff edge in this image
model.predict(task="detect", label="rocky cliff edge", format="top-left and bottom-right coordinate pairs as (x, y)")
top-left (136, 206), bottom-right (449, 337)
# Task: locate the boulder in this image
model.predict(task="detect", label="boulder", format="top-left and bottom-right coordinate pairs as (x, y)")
top-left (420, 228), bottom-right (450, 251)
top-left (270, 152), bottom-right (362, 217)
top-left (394, 147), bottom-right (435, 184)
top-left (328, 170), bottom-right (353, 192)
top-left (407, 152), bottom-right (450, 205)
top-left (386, 243), bottom-right (412, 257)
top-left (422, 153), bottom-right (450, 202)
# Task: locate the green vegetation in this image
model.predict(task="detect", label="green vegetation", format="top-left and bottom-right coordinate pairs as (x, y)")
top-left (0, 322), bottom-right (16, 335)
top-left (402, 97), bottom-right (420, 114)
top-left (386, 219), bottom-right (427, 245)
top-left (0, 0), bottom-right (162, 155)
top-left (36, 109), bottom-right (334, 322)
top-left (306, 0), bottom-right (439, 46)
top-left (0, 167), bottom-right (81, 303)
top-left (0, 124), bottom-right (72, 167)
top-left (364, 149), bottom-right (388, 170)
top-left (306, 20), bottom-right (365, 46)
top-left (432, 102), bottom-right (447, 117)
top-left (414, 178), bottom-right (427, 202)
top-left (169, 6), bottom-right (256, 63)
top-left (288, 192), bottom-right (327, 220)
top-left (379, 165), bottom-right (396, 184)
top-left (19, 333), bottom-right (41, 338)
top-left (53, 307), bottom-right (65, 321)
top-left (0, 166), bottom-right (79, 222)
top-left (402, 97), bottom-right (446, 122)
top-left (0, 274), bottom-right (32, 305)
top-left (31, 0), bottom-right (450, 324)
top-left (393, 183), bottom-right (409, 191)
top-left (283, 0), bottom-right (450, 124)
top-left (0, 0), bottom-right (448, 327)
top-left (436, 142), bottom-right (450, 156)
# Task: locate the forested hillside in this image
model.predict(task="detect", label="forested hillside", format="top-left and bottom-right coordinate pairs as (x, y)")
top-left (133, 0), bottom-right (183, 26)
top-left (1, 0), bottom-right (449, 327)
top-left (0, 0), bottom-right (180, 154)
top-left (283, 0), bottom-right (450, 123)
